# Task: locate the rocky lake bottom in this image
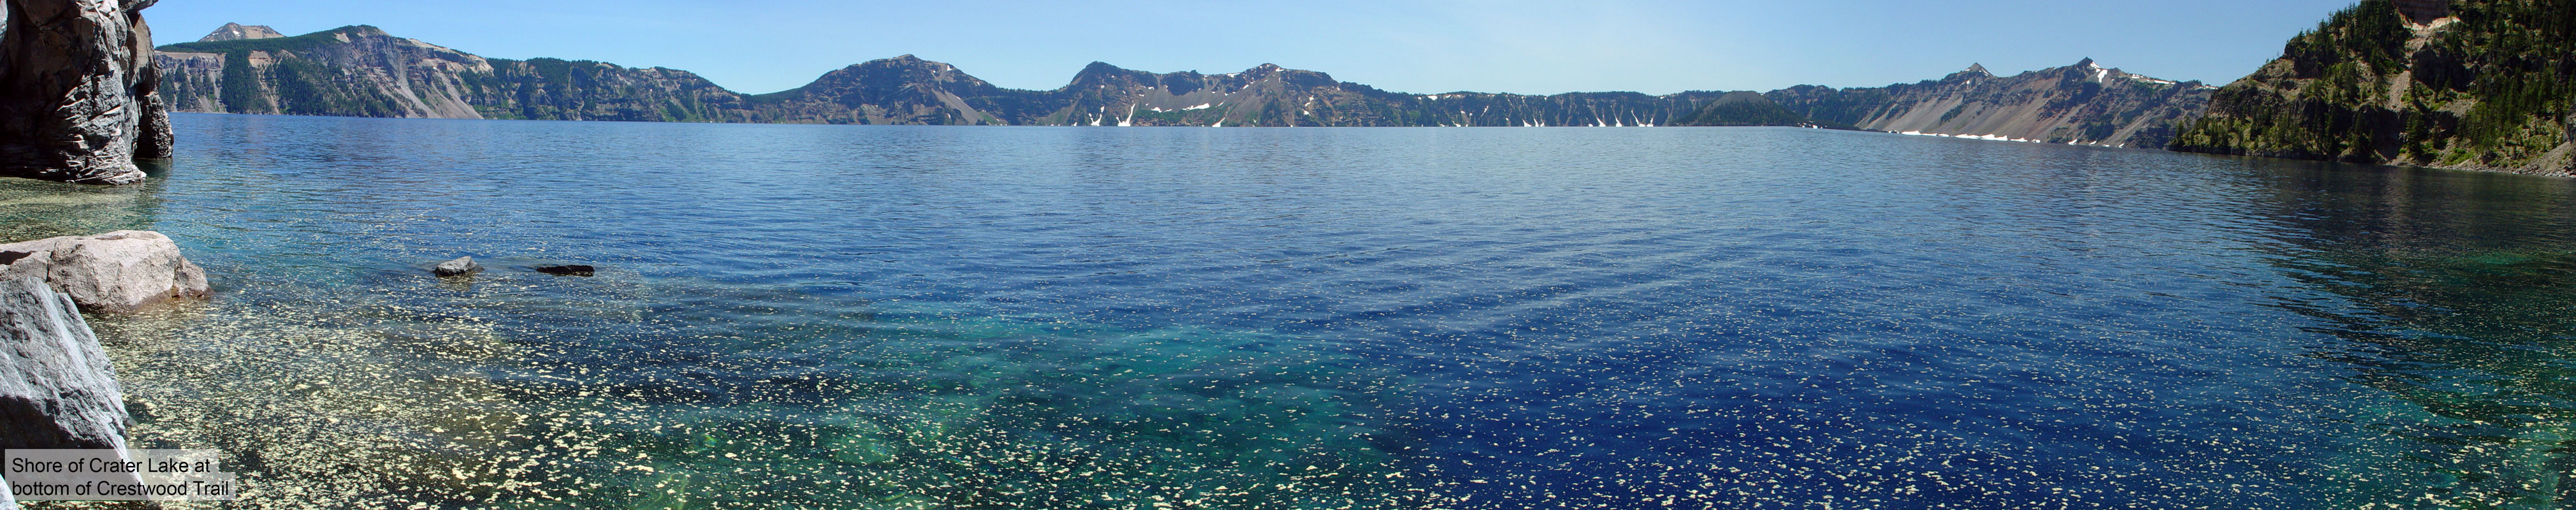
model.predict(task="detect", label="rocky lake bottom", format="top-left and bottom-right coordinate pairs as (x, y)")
top-left (7, 115), bottom-right (2576, 509)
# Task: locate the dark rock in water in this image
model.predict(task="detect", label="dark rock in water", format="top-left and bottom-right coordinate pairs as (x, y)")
top-left (534, 265), bottom-right (595, 276)
top-left (0, 0), bottom-right (171, 184)
top-left (0, 277), bottom-right (135, 452)
top-left (433, 256), bottom-right (481, 277)
top-left (137, 88), bottom-right (175, 159)
top-left (0, 230), bottom-right (211, 313)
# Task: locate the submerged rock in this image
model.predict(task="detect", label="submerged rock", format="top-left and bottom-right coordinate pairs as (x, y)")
top-left (0, 0), bottom-right (172, 184)
top-left (433, 256), bottom-right (482, 277)
top-left (0, 230), bottom-right (210, 313)
top-left (534, 265), bottom-right (595, 276)
top-left (0, 277), bottom-right (133, 452)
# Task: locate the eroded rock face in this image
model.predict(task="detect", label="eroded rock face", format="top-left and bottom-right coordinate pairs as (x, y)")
top-left (0, 277), bottom-right (133, 452)
top-left (0, 0), bottom-right (171, 185)
top-left (0, 230), bottom-right (210, 314)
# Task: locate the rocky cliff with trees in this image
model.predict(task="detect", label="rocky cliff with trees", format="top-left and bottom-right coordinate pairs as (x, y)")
top-left (2171, 0), bottom-right (2576, 176)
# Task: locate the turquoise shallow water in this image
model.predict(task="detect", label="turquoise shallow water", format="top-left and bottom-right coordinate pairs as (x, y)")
top-left (8, 114), bottom-right (2576, 508)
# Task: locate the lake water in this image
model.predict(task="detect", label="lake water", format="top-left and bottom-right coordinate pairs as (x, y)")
top-left (6, 113), bottom-right (2576, 509)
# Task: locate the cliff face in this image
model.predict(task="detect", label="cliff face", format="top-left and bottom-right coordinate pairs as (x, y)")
top-left (2171, 0), bottom-right (2576, 176)
top-left (1673, 91), bottom-right (1831, 127)
top-left (1767, 60), bottom-right (2215, 148)
top-left (155, 26), bottom-right (1755, 127)
top-left (156, 26), bottom-right (748, 122)
top-left (0, 0), bottom-right (171, 185)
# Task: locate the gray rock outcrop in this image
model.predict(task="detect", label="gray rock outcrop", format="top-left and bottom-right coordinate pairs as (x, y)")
top-left (0, 0), bottom-right (171, 185)
top-left (0, 230), bottom-right (210, 313)
top-left (433, 256), bottom-right (481, 277)
top-left (0, 277), bottom-right (133, 452)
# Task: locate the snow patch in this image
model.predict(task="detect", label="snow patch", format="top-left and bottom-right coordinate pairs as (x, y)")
top-left (1895, 130), bottom-right (2121, 147)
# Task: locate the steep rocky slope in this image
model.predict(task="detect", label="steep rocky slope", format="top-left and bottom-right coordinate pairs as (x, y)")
top-left (156, 26), bottom-right (748, 121)
top-left (1, 0), bottom-right (173, 184)
top-left (1765, 60), bottom-right (2215, 147)
top-left (2171, 0), bottom-right (2576, 175)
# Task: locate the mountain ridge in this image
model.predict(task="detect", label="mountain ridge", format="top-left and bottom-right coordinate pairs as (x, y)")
top-left (154, 25), bottom-right (1753, 127)
top-left (152, 23), bottom-right (2204, 142)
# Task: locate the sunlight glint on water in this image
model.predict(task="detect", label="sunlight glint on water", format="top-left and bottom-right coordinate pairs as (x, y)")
top-left (7, 114), bottom-right (2576, 509)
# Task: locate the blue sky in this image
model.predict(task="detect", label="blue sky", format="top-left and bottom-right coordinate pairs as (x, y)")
top-left (150, 0), bottom-right (2361, 96)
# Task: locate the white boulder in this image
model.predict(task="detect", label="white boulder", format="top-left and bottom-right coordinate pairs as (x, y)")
top-left (0, 230), bottom-right (211, 313)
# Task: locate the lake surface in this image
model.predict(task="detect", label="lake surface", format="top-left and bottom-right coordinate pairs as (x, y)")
top-left (7, 114), bottom-right (2576, 509)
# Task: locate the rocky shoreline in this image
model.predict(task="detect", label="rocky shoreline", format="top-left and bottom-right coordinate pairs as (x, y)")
top-left (0, 229), bottom-right (207, 508)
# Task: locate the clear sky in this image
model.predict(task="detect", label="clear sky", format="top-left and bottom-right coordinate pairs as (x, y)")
top-left (148, 0), bottom-right (2361, 96)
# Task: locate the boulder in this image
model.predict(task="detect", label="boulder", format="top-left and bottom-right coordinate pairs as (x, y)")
top-left (433, 256), bottom-right (481, 277)
top-left (0, 230), bottom-right (210, 314)
top-left (534, 265), bottom-right (595, 276)
top-left (0, 277), bottom-right (133, 452)
top-left (0, 0), bottom-right (171, 184)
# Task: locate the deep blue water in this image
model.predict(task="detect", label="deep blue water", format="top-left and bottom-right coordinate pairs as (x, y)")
top-left (8, 113), bottom-right (2576, 509)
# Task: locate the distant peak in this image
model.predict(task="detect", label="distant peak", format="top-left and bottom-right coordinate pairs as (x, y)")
top-left (331, 25), bottom-right (391, 38)
top-left (198, 22), bottom-right (284, 43)
top-left (1963, 63), bottom-right (1991, 75)
top-left (1070, 61), bottom-right (1140, 85)
top-left (1078, 61), bottom-right (1133, 75)
top-left (861, 55), bottom-right (949, 69)
top-left (2077, 57), bottom-right (2099, 68)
